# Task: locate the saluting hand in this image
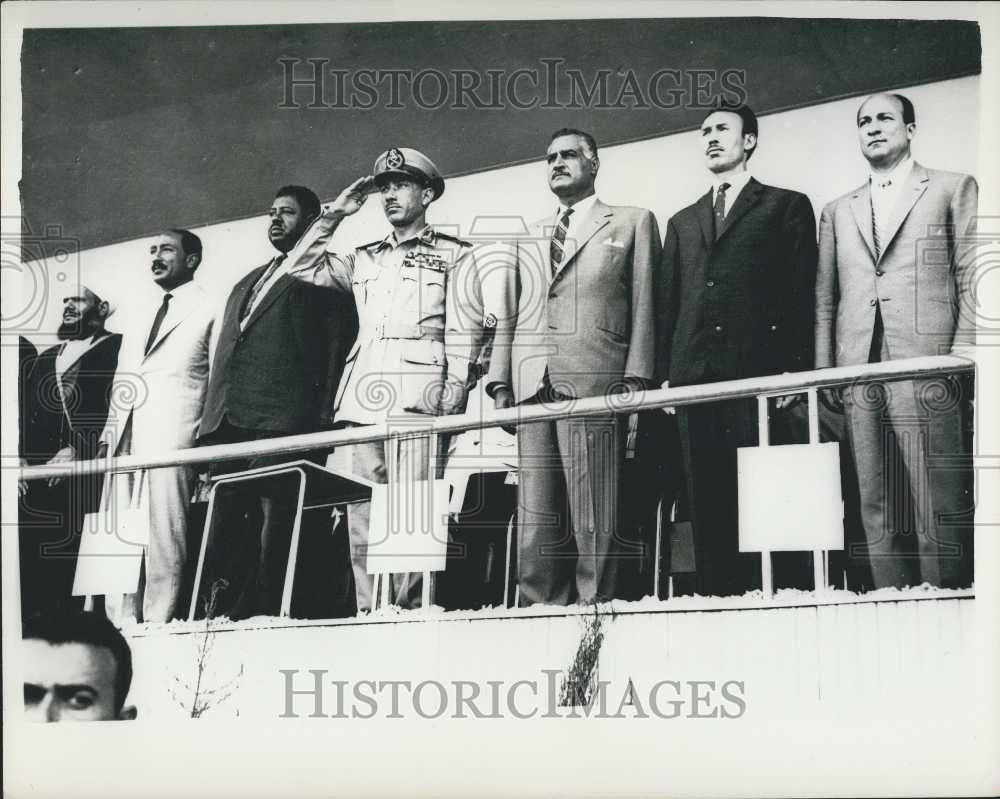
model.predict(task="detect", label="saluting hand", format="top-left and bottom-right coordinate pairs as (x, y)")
top-left (326, 176), bottom-right (375, 217)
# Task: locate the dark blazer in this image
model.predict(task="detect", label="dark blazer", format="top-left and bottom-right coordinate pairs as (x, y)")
top-left (30, 332), bottom-right (123, 462)
top-left (19, 336), bottom-right (39, 462)
top-left (200, 265), bottom-right (358, 438)
top-left (657, 178), bottom-right (818, 387)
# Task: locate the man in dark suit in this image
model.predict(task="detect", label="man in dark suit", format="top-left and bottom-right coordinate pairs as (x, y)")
top-left (816, 93), bottom-right (976, 589)
top-left (657, 105), bottom-right (818, 597)
top-left (486, 128), bottom-right (661, 605)
top-left (19, 285), bottom-right (122, 619)
top-left (197, 185), bottom-right (357, 618)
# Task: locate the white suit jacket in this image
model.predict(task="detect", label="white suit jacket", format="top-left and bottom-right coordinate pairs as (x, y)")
top-left (102, 282), bottom-right (214, 456)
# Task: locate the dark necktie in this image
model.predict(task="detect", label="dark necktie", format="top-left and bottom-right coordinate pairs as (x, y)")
top-left (241, 254), bottom-right (286, 323)
top-left (145, 292), bottom-right (172, 354)
top-left (549, 207), bottom-right (574, 276)
top-left (713, 182), bottom-right (730, 241)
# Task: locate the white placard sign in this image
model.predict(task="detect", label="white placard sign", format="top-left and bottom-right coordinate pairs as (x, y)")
top-left (71, 506), bottom-right (148, 596)
top-left (366, 479), bottom-right (450, 574)
top-left (738, 442), bottom-right (844, 553)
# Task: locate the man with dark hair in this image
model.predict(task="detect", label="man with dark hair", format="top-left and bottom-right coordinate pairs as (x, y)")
top-left (23, 609), bottom-right (136, 722)
top-left (282, 148), bottom-right (502, 612)
top-left (101, 229), bottom-right (214, 623)
top-left (485, 128), bottom-right (661, 605)
top-left (657, 105), bottom-right (818, 597)
top-left (196, 186), bottom-right (357, 619)
top-left (887, 93), bottom-right (915, 125)
top-left (274, 184), bottom-right (321, 221)
top-left (549, 127), bottom-right (599, 158)
top-left (21, 283), bottom-right (121, 619)
top-left (816, 92), bottom-right (977, 589)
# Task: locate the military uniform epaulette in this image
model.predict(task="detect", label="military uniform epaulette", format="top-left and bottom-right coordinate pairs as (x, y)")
top-left (358, 238), bottom-right (389, 252)
top-left (434, 232), bottom-right (472, 248)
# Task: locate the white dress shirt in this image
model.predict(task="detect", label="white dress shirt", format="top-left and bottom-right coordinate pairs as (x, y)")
top-left (240, 253), bottom-right (289, 330)
top-left (55, 335), bottom-right (101, 380)
top-left (712, 170), bottom-right (752, 218)
top-left (870, 156), bottom-right (914, 244)
top-left (555, 192), bottom-right (599, 244)
top-left (147, 279), bottom-right (199, 345)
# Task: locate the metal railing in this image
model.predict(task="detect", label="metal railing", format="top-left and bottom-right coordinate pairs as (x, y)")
top-left (16, 354), bottom-right (975, 482)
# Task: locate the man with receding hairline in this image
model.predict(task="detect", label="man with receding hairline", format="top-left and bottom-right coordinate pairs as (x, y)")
top-left (101, 228), bottom-right (214, 623)
top-left (485, 127), bottom-right (661, 605)
top-left (815, 92), bottom-right (977, 589)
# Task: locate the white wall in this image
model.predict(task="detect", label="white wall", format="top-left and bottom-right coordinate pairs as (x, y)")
top-left (13, 75), bottom-right (981, 350)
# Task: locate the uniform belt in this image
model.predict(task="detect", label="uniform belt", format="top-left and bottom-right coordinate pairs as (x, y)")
top-left (373, 322), bottom-right (445, 342)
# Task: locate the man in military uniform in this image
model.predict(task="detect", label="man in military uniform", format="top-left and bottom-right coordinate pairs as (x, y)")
top-left (285, 147), bottom-right (505, 611)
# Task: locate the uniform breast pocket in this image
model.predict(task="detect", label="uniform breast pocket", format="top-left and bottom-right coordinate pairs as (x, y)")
top-left (352, 266), bottom-right (381, 304)
top-left (402, 264), bottom-right (446, 321)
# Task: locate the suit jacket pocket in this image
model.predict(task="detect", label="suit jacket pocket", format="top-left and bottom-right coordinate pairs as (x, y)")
top-left (596, 323), bottom-right (627, 342)
top-left (400, 339), bottom-right (446, 367)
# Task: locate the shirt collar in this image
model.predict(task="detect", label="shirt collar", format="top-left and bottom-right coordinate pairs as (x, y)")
top-left (870, 156), bottom-right (913, 189)
top-left (712, 170), bottom-right (751, 198)
top-left (557, 193), bottom-right (599, 220)
top-left (161, 279), bottom-right (197, 300)
top-left (377, 224), bottom-right (437, 251)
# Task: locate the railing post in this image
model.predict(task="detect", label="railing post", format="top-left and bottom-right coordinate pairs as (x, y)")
top-left (757, 395), bottom-right (774, 599)
top-left (806, 388), bottom-right (828, 595)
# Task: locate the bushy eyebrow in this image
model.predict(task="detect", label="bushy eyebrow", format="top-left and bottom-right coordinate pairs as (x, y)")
top-left (701, 122), bottom-right (729, 134)
top-left (54, 684), bottom-right (98, 700)
top-left (857, 110), bottom-right (896, 126)
top-left (23, 682), bottom-right (99, 698)
top-left (546, 148), bottom-right (580, 163)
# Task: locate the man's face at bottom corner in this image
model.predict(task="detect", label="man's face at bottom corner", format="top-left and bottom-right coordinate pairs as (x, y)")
top-left (23, 639), bottom-right (120, 722)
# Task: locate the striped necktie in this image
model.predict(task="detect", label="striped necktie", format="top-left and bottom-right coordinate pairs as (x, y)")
top-left (870, 178), bottom-right (890, 261)
top-left (550, 207), bottom-right (574, 276)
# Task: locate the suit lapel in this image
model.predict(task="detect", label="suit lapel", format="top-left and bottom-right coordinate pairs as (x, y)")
top-left (554, 200), bottom-right (613, 277)
top-left (695, 189), bottom-right (714, 249)
top-left (241, 271), bottom-right (296, 331)
top-left (143, 288), bottom-right (197, 360)
top-left (59, 333), bottom-right (108, 373)
top-left (849, 183), bottom-right (877, 263)
top-left (880, 163), bottom-right (930, 258)
top-left (717, 178), bottom-right (763, 241)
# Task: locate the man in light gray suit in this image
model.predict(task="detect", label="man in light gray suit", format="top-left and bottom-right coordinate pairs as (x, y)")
top-left (486, 128), bottom-right (661, 605)
top-left (815, 93), bottom-right (977, 589)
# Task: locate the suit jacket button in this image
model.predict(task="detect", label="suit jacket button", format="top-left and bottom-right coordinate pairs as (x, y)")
top-left (869, 299), bottom-right (877, 307)
top-left (875, 270), bottom-right (885, 277)
top-left (706, 280), bottom-right (715, 287)
top-left (714, 325), bottom-right (723, 333)
top-left (770, 324), bottom-right (778, 331)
